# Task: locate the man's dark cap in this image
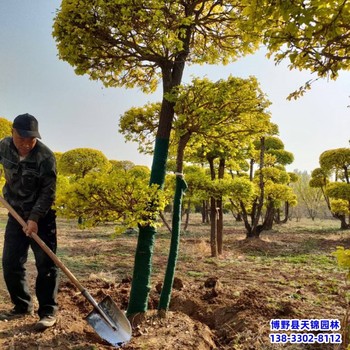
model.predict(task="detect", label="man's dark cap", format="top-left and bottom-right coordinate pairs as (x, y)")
top-left (13, 113), bottom-right (41, 139)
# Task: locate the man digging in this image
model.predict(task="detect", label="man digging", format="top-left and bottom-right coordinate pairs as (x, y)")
top-left (0, 113), bottom-right (58, 330)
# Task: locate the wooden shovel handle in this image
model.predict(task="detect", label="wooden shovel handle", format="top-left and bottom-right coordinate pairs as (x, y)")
top-left (0, 195), bottom-right (85, 293)
top-left (0, 196), bottom-right (124, 333)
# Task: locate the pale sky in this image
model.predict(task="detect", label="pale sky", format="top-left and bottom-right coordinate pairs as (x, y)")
top-left (1, 1), bottom-right (349, 173)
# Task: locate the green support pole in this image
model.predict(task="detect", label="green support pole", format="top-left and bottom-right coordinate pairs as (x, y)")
top-left (158, 175), bottom-right (188, 310)
top-left (127, 138), bottom-right (169, 315)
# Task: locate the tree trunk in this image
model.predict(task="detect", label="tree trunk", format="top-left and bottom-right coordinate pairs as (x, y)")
top-left (205, 200), bottom-right (210, 223)
top-left (280, 202), bottom-right (290, 224)
top-left (246, 224), bottom-right (264, 238)
top-left (210, 197), bottom-right (217, 257)
top-left (201, 200), bottom-right (205, 223)
top-left (242, 137), bottom-right (266, 239)
top-left (183, 199), bottom-right (191, 231)
top-left (264, 201), bottom-right (275, 230)
top-left (208, 157), bottom-right (218, 256)
top-left (235, 212), bottom-right (243, 221)
top-left (217, 158), bottom-right (225, 255)
top-left (337, 214), bottom-right (350, 230)
top-left (160, 212), bottom-right (172, 234)
top-left (127, 138), bottom-right (168, 316)
top-left (201, 200), bottom-right (210, 224)
top-left (274, 208), bottom-right (281, 223)
top-left (158, 177), bottom-right (188, 310)
top-left (158, 132), bottom-right (189, 311)
top-left (217, 199), bottom-right (223, 255)
top-left (127, 58), bottom-right (188, 316)
top-left (249, 159), bottom-right (254, 181)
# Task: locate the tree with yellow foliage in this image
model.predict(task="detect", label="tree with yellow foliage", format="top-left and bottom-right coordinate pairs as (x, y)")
top-left (0, 117), bottom-right (12, 189)
top-left (53, 0), bottom-right (263, 316)
top-left (310, 148), bottom-right (350, 229)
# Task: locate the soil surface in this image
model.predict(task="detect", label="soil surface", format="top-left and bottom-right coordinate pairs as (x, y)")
top-left (0, 212), bottom-right (349, 349)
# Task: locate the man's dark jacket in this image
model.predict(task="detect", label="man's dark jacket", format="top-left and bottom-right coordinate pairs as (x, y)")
top-left (0, 137), bottom-right (56, 221)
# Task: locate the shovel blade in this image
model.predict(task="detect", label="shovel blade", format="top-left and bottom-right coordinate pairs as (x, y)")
top-left (86, 295), bottom-right (132, 347)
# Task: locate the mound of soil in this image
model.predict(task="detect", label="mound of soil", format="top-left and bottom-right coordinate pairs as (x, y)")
top-left (0, 279), bottom-right (217, 350)
top-left (0, 275), bottom-right (339, 350)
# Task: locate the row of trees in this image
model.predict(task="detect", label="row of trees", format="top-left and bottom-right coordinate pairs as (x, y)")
top-left (55, 147), bottom-right (348, 233)
top-left (1, 112), bottom-right (344, 235)
top-left (53, 147), bottom-right (350, 233)
top-left (119, 75), bottom-right (298, 243)
top-left (0, 114), bottom-right (348, 315)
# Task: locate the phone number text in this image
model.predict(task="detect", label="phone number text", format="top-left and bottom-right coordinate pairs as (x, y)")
top-left (269, 333), bottom-right (342, 344)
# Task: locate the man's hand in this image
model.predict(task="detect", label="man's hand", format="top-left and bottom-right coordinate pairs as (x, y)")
top-left (24, 220), bottom-right (38, 237)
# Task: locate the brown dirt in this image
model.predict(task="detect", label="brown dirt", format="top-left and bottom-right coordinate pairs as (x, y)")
top-left (0, 213), bottom-right (349, 349)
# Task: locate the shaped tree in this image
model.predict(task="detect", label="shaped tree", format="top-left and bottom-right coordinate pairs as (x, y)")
top-left (311, 148), bottom-right (350, 229)
top-left (53, 0), bottom-right (262, 316)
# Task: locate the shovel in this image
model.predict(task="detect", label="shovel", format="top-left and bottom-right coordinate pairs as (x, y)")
top-left (0, 195), bottom-right (132, 347)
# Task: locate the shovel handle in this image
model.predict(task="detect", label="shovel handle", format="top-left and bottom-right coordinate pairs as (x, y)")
top-left (0, 196), bottom-right (86, 293)
top-left (0, 196), bottom-right (122, 332)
